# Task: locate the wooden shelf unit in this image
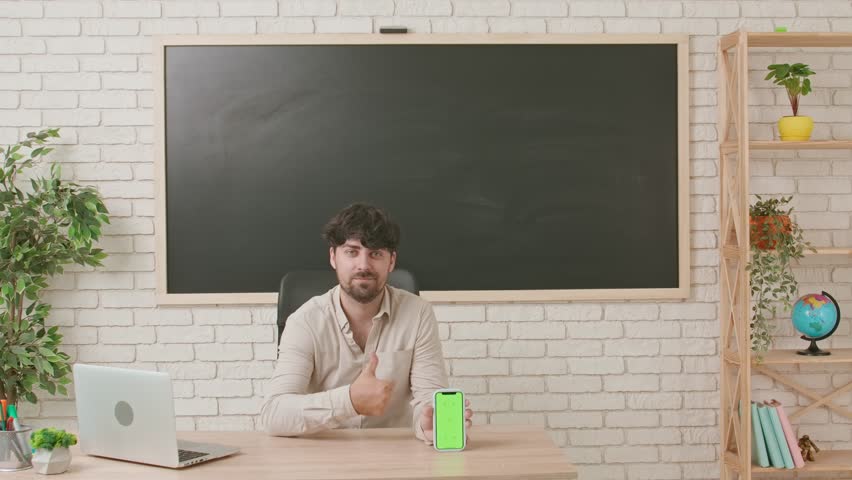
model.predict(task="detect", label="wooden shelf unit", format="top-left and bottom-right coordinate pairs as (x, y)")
top-left (719, 30), bottom-right (852, 479)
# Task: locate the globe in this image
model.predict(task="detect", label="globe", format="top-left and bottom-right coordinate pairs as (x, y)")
top-left (791, 291), bottom-right (840, 356)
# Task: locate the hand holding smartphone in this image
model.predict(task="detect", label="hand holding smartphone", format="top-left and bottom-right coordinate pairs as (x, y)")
top-left (432, 389), bottom-right (466, 452)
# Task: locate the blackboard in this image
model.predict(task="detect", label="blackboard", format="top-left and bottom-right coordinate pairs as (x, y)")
top-left (160, 39), bottom-right (687, 300)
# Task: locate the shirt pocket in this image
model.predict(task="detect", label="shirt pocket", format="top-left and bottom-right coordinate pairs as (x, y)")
top-left (374, 349), bottom-right (413, 387)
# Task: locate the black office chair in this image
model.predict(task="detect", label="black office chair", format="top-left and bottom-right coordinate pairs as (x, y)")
top-left (276, 269), bottom-right (418, 346)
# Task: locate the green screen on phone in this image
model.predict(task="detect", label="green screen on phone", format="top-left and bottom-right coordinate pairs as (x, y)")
top-left (435, 391), bottom-right (464, 450)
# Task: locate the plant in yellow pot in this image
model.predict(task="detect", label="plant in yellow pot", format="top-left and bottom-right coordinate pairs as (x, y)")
top-left (765, 63), bottom-right (815, 141)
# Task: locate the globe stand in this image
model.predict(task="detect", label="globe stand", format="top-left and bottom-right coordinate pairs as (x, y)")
top-left (794, 291), bottom-right (840, 357)
top-left (797, 336), bottom-right (831, 356)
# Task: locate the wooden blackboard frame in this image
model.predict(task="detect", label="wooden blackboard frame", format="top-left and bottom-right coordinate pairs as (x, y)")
top-left (154, 34), bottom-right (690, 305)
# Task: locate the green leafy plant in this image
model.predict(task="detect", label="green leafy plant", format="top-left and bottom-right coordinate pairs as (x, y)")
top-left (30, 427), bottom-right (78, 450)
top-left (747, 196), bottom-right (815, 361)
top-left (765, 63), bottom-right (815, 117)
top-left (0, 128), bottom-right (109, 406)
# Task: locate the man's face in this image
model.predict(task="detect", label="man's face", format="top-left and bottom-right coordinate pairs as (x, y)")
top-left (330, 239), bottom-right (396, 304)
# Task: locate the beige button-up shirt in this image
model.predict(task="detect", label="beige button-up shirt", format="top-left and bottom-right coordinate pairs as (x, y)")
top-left (260, 285), bottom-right (448, 443)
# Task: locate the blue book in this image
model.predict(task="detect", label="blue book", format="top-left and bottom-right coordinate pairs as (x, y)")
top-left (751, 402), bottom-right (770, 467)
top-left (757, 403), bottom-right (785, 468)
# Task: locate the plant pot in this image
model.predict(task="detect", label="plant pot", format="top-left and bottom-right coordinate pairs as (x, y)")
top-left (750, 215), bottom-right (791, 250)
top-left (778, 115), bottom-right (814, 141)
top-left (31, 447), bottom-right (71, 475)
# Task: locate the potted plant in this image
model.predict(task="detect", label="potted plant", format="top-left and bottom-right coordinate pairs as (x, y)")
top-left (747, 196), bottom-right (815, 360)
top-left (30, 428), bottom-right (77, 474)
top-left (765, 62), bottom-right (815, 141)
top-left (0, 128), bottom-right (109, 409)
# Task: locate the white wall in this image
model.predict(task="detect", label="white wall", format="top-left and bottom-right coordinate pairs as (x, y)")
top-left (4, 1), bottom-right (852, 479)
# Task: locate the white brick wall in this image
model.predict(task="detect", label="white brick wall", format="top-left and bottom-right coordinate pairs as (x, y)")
top-left (6, 2), bottom-right (852, 479)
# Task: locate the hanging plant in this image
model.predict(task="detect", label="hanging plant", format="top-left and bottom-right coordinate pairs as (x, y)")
top-left (747, 196), bottom-right (815, 361)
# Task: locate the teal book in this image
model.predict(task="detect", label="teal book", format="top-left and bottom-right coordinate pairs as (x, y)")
top-left (751, 402), bottom-right (770, 467)
top-left (766, 403), bottom-right (795, 468)
top-left (757, 403), bottom-right (784, 468)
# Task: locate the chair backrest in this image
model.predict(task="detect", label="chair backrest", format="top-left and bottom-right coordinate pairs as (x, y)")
top-left (276, 269), bottom-right (418, 345)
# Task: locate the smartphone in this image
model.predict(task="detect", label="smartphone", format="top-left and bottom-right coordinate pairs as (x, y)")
top-left (433, 388), bottom-right (466, 452)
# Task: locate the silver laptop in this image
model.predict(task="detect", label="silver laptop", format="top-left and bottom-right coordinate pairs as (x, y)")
top-left (73, 363), bottom-right (239, 468)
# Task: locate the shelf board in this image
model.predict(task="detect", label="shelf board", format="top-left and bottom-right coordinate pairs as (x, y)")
top-left (805, 248), bottom-right (852, 256)
top-left (752, 140), bottom-right (852, 150)
top-left (748, 32), bottom-right (852, 48)
top-left (722, 31), bottom-right (852, 51)
top-left (721, 140), bottom-right (852, 152)
top-left (753, 450), bottom-right (852, 473)
top-left (753, 348), bottom-right (852, 365)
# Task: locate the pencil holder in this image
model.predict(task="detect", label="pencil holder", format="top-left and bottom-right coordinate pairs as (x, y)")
top-left (0, 426), bottom-right (33, 472)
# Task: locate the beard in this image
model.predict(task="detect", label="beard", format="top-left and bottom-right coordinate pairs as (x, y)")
top-left (340, 272), bottom-right (385, 304)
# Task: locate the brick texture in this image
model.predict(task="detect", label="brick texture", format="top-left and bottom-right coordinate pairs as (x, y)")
top-left (10, 3), bottom-right (852, 480)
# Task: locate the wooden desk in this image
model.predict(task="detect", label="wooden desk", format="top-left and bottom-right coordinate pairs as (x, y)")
top-left (9, 425), bottom-right (577, 480)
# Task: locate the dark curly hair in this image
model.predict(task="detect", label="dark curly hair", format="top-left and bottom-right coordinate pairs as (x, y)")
top-left (322, 203), bottom-right (400, 253)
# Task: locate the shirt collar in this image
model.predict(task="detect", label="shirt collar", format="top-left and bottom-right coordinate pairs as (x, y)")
top-left (333, 284), bottom-right (392, 331)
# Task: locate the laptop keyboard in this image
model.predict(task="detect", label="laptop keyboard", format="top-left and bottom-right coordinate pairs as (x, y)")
top-left (178, 449), bottom-right (208, 463)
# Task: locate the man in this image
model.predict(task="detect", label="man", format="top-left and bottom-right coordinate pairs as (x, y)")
top-left (261, 203), bottom-right (473, 445)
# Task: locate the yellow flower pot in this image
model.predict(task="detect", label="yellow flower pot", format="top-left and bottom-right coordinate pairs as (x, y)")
top-left (777, 115), bottom-right (814, 141)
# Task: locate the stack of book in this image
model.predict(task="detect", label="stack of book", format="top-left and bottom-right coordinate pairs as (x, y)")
top-left (751, 399), bottom-right (806, 469)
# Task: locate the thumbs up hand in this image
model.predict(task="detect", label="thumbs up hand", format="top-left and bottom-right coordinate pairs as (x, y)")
top-left (350, 353), bottom-right (396, 416)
